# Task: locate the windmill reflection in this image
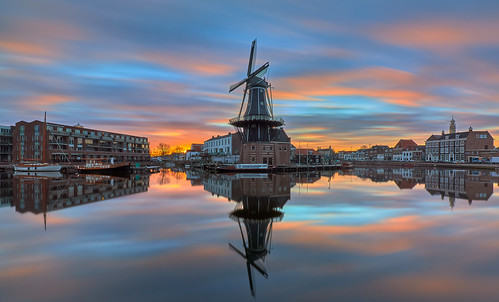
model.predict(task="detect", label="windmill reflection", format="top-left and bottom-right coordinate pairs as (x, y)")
top-left (203, 173), bottom-right (312, 297)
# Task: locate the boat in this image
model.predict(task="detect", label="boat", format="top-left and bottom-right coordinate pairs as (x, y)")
top-left (216, 164), bottom-right (272, 173)
top-left (340, 162), bottom-right (353, 169)
top-left (77, 159), bottom-right (130, 175)
top-left (14, 163), bottom-right (62, 172)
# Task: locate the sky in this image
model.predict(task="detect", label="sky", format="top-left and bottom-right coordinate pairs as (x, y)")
top-left (2, 0), bottom-right (499, 151)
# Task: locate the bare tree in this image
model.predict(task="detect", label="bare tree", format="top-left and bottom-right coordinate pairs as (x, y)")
top-left (157, 143), bottom-right (171, 156)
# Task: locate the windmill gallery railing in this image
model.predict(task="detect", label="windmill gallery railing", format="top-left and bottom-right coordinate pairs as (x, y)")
top-left (229, 115), bottom-right (285, 125)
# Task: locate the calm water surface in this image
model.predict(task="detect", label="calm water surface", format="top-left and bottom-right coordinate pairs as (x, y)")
top-left (2, 168), bottom-right (499, 302)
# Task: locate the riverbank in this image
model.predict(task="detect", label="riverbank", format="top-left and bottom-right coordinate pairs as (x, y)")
top-left (352, 160), bottom-right (499, 170)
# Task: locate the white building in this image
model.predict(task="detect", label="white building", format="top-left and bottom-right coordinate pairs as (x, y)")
top-left (203, 133), bottom-right (242, 163)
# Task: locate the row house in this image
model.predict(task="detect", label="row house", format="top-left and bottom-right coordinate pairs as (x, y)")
top-left (364, 145), bottom-right (390, 160)
top-left (316, 146), bottom-right (335, 164)
top-left (292, 148), bottom-right (321, 164)
top-left (392, 139), bottom-right (419, 161)
top-left (185, 143), bottom-right (203, 162)
top-left (203, 132), bottom-right (242, 164)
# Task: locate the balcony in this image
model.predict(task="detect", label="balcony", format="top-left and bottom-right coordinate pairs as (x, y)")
top-left (229, 115), bottom-right (284, 127)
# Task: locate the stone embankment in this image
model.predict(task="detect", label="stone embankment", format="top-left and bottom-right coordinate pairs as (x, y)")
top-left (352, 161), bottom-right (499, 170)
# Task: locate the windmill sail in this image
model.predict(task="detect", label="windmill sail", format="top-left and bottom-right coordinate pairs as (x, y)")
top-left (247, 39), bottom-right (257, 76)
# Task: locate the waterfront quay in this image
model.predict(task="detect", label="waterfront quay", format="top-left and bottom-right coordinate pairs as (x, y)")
top-left (352, 160), bottom-right (499, 171)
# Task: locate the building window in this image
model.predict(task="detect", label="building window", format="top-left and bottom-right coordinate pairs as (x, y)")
top-left (251, 145), bottom-right (256, 150)
top-left (251, 157), bottom-right (255, 162)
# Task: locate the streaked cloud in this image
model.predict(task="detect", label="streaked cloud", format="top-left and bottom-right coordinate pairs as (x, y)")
top-left (2, 0), bottom-right (499, 150)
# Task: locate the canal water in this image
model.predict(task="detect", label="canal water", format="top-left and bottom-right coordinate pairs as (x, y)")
top-left (2, 168), bottom-right (499, 302)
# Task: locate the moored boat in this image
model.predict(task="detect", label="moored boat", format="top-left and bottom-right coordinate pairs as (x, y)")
top-left (216, 164), bottom-right (271, 173)
top-left (14, 163), bottom-right (62, 172)
top-left (77, 159), bottom-right (130, 175)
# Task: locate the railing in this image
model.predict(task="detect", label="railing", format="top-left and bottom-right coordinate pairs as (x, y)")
top-left (229, 115), bottom-right (285, 124)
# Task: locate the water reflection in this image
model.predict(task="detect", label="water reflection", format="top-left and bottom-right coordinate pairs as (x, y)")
top-left (201, 168), bottom-right (499, 298)
top-left (3, 168), bottom-right (499, 301)
top-left (351, 168), bottom-right (496, 207)
top-left (4, 172), bottom-right (149, 229)
top-left (203, 173), bottom-right (319, 297)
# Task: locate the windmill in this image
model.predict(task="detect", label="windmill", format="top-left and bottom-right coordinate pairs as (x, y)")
top-left (229, 40), bottom-right (283, 143)
top-left (229, 196), bottom-right (283, 297)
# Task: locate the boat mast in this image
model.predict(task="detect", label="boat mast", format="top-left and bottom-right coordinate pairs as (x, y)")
top-left (43, 111), bottom-right (47, 163)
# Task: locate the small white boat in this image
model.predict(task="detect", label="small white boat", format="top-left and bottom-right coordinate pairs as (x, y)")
top-left (14, 163), bottom-right (62, 172)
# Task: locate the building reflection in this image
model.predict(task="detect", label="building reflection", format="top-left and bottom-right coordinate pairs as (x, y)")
top-left (351, 167), bottom-right (495, 207)
top-left (425, 169), bottom-right (493, 208)
top-left (203, 173), bottom-right (309, 297)
top-left (0, 172), bottom-right (13, 208)
top-left (5, 172), bottom-right (149, 229)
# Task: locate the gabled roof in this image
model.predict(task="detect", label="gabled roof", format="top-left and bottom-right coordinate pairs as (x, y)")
top-left (394, 139), bottom-right (418, 149)
top-left (425, 130), bottom-right (486, 141)
top-left (426, 134), bottom-right (442, 141)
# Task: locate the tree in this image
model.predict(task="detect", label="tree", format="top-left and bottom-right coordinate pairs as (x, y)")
top-left (157, 143), bottom-right (171, 156)
top-left (174, 145), bottom-right (184, 153)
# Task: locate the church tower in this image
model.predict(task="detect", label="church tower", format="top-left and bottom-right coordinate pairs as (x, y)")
top-left (449, 116), bottom-right (456, 134)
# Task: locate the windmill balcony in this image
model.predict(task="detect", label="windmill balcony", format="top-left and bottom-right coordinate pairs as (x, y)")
top-left (229, 115), bottom-right (284, 127)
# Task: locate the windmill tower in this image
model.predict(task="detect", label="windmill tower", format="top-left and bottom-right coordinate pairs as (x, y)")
top-left (228, 174), bottom-right (291, 297)
top-left (229, 40), bottom-right (290, 166)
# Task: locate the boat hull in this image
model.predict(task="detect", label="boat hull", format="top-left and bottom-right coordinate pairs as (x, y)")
top-left (14, 164), bottom-right (62, 172)
top-left (77, 163), bottom-right (130, 176)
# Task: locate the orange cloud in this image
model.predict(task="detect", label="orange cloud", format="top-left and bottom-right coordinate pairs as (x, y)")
top-left (0, 40), bottom-right (54, 57)
top-left (139, 52), bottom-right (236, 76)
top-left (371, 19), bottom-right (499, 50)
top-left (21, 94), bottom-right (73, 107)
top-left (0, 19), bottom-right (89, 59)
top-left (275, 67), bottom-right (428, 106)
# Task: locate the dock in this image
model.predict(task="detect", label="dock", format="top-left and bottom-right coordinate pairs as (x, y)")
top-left (204, 164), bottom-right (342, 174)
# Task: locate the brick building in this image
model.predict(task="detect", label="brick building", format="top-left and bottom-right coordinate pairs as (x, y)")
top-left (238, 128), bottom-right (291, 166)
top-left (425, 126), bottom-right (493, 162)
top-left (13, 120), bottom-right (150, 164)
top-left (293, 148), bottom-right (321, 165)
top-left (364, 145), bottom-right (390, 160)
top-left (0, 125), bottom-right (13, 162)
